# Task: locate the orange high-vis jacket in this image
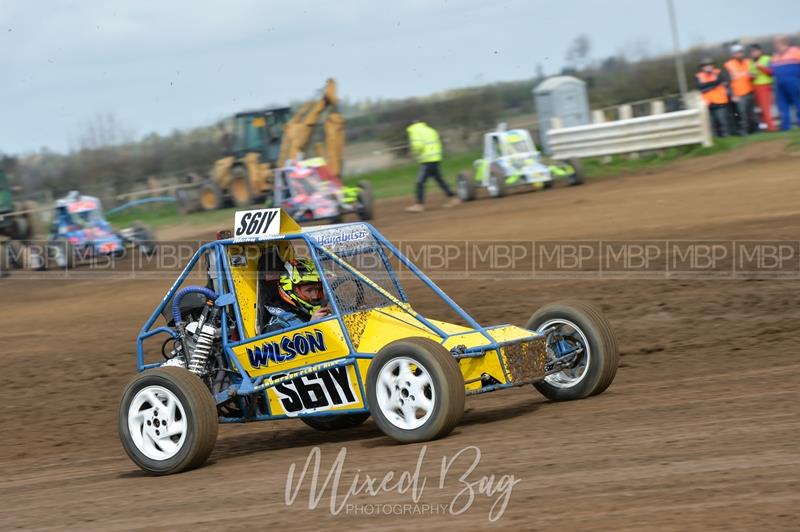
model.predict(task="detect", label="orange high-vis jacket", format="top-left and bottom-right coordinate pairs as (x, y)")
top-left (724, 58), bottom-right (754, 96)
top-left (696, 69), bottom-right (729, 105)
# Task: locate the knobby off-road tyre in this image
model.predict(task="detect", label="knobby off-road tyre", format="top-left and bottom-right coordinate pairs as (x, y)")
top-left (566, 158), bottom-right (584, 186)
top-left (487, 166), bottom-right (507, 198)
top-left (456, 171), bottom-right (477, 201)
top-left (356, 180), bottom-right (375, 221)
top-left (175, 188), bottom-right (198, 215)
top-left (118, 367), bottom-right (218, 475)
top-left (8, 241), bottom-right (46, 270)
top-left (200, 181), bottom-right (224, 211)
top-left (230, 165), bottom-right (254, 208)
top-left (0, 241), bottom-right (24, 273)
top-left (301, 412), bottom-right (370, 431)
top-left (132, 222), bottom-right (157, 256)
top-left (367, 337), bottom-right (465, 443)
top-left (48, 237), bottom-right (75, 269)
top-left (526, 301), bottom-right (618, 402)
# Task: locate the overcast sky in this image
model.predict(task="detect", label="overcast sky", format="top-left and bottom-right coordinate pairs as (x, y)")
top-left (2, 0), bottom-right (797, 154)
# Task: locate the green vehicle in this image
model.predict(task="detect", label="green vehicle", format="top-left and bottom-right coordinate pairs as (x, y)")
top-left (0, 170), bottom-right (32, 241)
top-left (0, 170), bottom-right (44, 273)
top-left (457, 125), bottom-right (582, 201)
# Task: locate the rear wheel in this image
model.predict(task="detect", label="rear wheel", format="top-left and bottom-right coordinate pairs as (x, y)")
top-left (132, 222), bottom-right (157, 256)
top-left (48, 237), bottom-right (75, 269)
top-left (174, 189), bottom-right (198, 215)
top-left (0, 241), bottom-right (15, 274)
top-left (8, 213), bottom-right (33, 242)
top-left (301, 412), bottom-right (370, 431)
top-left (566, 158), bottom-right (584, 186)
top-left (367, 337), bottom-right (464, 443)
top-left (230, 166), bottom-right (253, 207)
top-left (525, 301), bottom-right (618, 401)
top-left (17, 244), bottom-right (46, 270)
top-left (456, 171), bottom-right (476, 201)
top-left (118, 367), bottom-right (218, 475)
top-left (5, 240), bottom-right (23, 269)
top-left (356, 180), bottom-right (375, 221)
top-left (200, 181), bottom-right (224, 211)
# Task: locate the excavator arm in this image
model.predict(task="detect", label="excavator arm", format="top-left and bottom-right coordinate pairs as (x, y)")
top-left (278, 78), bottom-right (345, 177)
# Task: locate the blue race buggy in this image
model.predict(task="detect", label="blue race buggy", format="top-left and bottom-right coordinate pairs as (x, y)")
top-left (48, 192), bottom-right (156, 268)
top-left (118, 208), bottom-right (618, 474)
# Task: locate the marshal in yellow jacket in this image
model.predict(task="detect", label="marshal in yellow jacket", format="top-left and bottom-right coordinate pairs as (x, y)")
top-left (406, 121), bottom-right (443, 163)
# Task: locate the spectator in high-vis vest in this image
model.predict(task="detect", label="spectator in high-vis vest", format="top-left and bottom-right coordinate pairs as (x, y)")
top-left (695, 57), bottom-right (731, 137)
top-left (405, 120), bottom-right (460, 213)
top-left (771, 35), bottom-right (800, 131)
top-left (724, 44), bottom-right (757, 135)
top-left (749, 44), bottom-right (777, 132)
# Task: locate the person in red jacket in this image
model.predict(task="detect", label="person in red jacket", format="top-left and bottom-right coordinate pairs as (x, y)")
top-left (749, 44), bottom-right (777, 132)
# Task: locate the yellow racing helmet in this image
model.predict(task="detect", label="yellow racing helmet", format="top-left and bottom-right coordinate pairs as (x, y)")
top-left (278, 258), bottom-right (326, 314)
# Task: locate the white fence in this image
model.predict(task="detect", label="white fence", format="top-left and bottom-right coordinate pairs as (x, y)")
top-left (547, 92), bottom-right (713, 160)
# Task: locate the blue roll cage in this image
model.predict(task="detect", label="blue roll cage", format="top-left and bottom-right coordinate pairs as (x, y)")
top-left (135, 222), bottom-right (541, 422)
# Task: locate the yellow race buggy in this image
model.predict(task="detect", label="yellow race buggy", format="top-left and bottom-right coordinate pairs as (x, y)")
top-left (119, 209), bottom-right (618, 474)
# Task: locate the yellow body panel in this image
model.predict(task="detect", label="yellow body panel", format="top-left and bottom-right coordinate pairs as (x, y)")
top-left (231, 318), bottom-right (350, 377)
top-left (340, 305), bottom-right (538, 390)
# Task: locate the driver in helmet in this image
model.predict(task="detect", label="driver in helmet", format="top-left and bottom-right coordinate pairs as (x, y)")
top-left (263, 257), bottom-right (331, 332)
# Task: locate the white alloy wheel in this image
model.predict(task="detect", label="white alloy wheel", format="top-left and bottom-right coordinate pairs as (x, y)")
top-left (127, 385), bottom-right (187, 461)
top-left (375, 356), bottom-right (436, 430)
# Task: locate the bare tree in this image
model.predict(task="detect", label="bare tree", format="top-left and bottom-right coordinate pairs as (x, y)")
top-left (76, 113), bottom-right (135, 151)
top-left (566, 34), bottom-right (592, 70)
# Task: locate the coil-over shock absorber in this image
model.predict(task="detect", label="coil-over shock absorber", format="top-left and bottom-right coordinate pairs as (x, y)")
top-left (171, 286), bottom-right (220, 375)
top-left (187, 321), bottom-right (216, 374)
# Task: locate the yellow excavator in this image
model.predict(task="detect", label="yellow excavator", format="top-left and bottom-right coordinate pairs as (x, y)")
top-left (196, 78), bottom-right (345, 211)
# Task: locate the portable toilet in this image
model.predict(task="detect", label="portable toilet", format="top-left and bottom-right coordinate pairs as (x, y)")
top-left (533, 76), bottom-right (590, 153)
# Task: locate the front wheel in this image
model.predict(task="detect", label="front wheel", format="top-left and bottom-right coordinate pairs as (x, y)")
top-left (456, 171), bottom-right (476, 201)
top-left (118, 367), bottom-right (218, 475)
top-left (230, 166), bottom-right (253, 207)
top-left (367, 337), bottom-right (465, 443)
top-left (200, 181), bottom-right (224, 211)
top-left (526, 301), bottom-right (618, 402)
top-left (487, 166), bottom-right (507, 198)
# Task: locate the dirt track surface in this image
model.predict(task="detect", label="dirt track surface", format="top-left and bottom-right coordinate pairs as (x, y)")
top-left (2, 143), bottom-right (800, 530)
